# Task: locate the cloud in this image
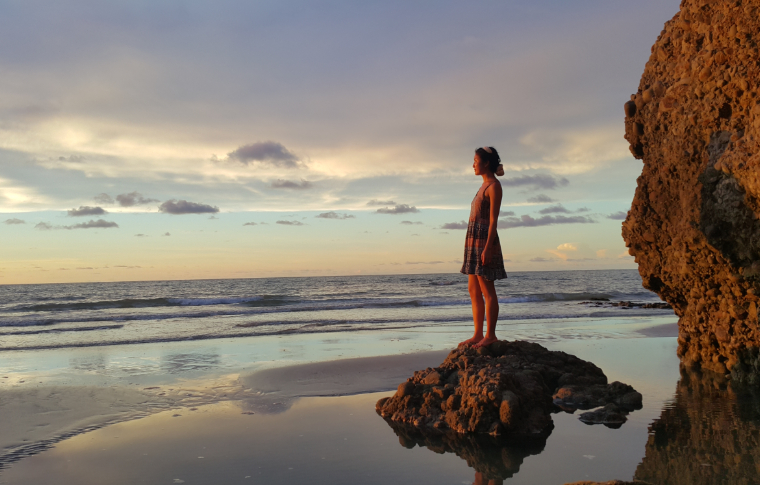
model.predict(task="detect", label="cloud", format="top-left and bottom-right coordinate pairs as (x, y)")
top-left (158, 199), bottom-right (220, 215)
top-left (226, 141), bottom-right (300, 168)
top-left (271, 179), bottom-right (313, 190)
top-left (135, 233), bottom-right (147, 237)
top-left (441, 221), bottom-right (468, 230)
top-left (116, 191), bottom-right (159, 207)
top-left (499, 214), bottom-right (596, 228)
top-left (276, 220), bottom-right (304, 226)
top-left (367, 199), bottom-right (396, 206)
top-left (607, 211), bottom-right (628, 220)
top-left (406, 261), bottom-right (444, 265)
top-left (93, 193), bottom-right (114, 204)
top-left (501, 174), bottom-right (569, 190)
top-left (64, 219), bottom-right (119, 229)
top-left (538, 204), bottom-right (569, 215)
top-left (556, 243), bottom-right (577, 251)
top-left (35, 222), bottom-right (53, 230)
top-left (400, 221), bottom-right (423, 225)
top-left (162, 232), bottom-right (171, 236)
top-left (529, 257), bottom-right (554, 262)
top-left (502, 211), bottom-right (515, 217)
top-left (316, 211), bottom-right (355, 220)
top-left (243, 222), bottom-right (257, 226)
top-left (596, 249), bottom-right (607, 258)
top-left (527, 194), bottom-right (555, 203)
top-left (576, 207), bottom-right (591, 213)
top-left (67, 206), bottom-right (107, 217)
top-left (4, 218), bottom-right (25, 225)
top-left (376, 204), bottom-right (419, 214)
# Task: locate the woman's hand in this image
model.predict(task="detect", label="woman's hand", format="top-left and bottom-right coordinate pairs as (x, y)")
top-left (481, 245), bottom-right (492, 265)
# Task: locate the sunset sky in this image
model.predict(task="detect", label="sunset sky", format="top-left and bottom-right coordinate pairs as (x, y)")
top-left (0, 0), bottom-right (681, 284)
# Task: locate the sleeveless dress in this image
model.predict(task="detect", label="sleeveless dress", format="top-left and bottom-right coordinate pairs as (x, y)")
top-left (460, 180), bottom-right (508, 281)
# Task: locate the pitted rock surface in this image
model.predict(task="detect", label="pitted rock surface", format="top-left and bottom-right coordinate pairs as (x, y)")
top-left (375, 341), bottom-right (642, 438)
top-left (622, 0), bottom-right (760, 374)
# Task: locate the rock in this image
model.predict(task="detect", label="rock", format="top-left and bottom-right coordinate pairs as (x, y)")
top-left (553, 381), bottom-right (643, 412)
top-left (578, 403), bottom-right (628, 428)
top-left (622, 0), bottom-right (760, 375)
top-left (376, 341), bottom-right (642, 438)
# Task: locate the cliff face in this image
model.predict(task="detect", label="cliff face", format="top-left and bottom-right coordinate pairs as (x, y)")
top-left (623, 0), bottom-right (760, 373)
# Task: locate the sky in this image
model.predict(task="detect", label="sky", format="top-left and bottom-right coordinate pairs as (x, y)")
top-left (0, 0), bottom-right (681, 284)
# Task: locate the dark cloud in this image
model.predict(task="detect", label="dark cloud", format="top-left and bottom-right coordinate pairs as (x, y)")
top-left (607, 211), bottom-right (628, 220)
top-left (64, 219), bottom-right (119, 230)
top-left (114, 265), bottom-right (141, 269)
top-left (367, 199), bottom-right (396, 206)
top-left (276, 220), bottom-right (304, 226)
top-left (316, 211), bottom-right (355, 220)
top-left (135, 233), bottom-right (147, 237)
top-left (538, 204), bottom-right (570, 215)
top-left (162, 232), bottom-right (171, 236)
top-left (116, 191), bottom-right (159, 207)
top-left (35, 222), bottom-right (53, 230)
top-left (400, 221), bottom-right (423, 225)
top-left (93, 193), bottom-right (114, 204)
top-left (158, 199), bottom-right (219, 215)
top-left (271, 179), bottom-right (313, 190)
top-left (576, 207), bottom-right (591, 213)
top-left (502, 211), bottom-right (516, 217)
top-left (3, 218), bottom-right (25, 225)
top-left (376, 204), bottom-right (419, 214)
top-left (208, 215), bottom-right (218, 220)
top-left (226, 141), bottom-right (300, 168)
top-left (441, 221), bottom-right (468, 230)
top-left (243, 222), bottom-right (257, 226)
top-left (406, 261), bottom-right (444, 265)
top-left (527, 194), bottom-right (555, 203)
top-left (499, 214), bottom-right (596, 229)
top-left (501, 174), bottom-right (569, 190)
top-left (67, 206), bottom-right (107, 217)
top-left (529, 257), bottom-right (554, 262)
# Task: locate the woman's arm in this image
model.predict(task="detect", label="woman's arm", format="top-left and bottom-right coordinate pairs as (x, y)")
top-left (481, 182), bottom-right (503, 265)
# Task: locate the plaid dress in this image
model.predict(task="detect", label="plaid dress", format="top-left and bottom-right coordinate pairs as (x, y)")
top-left (460, 180), bottom-right (508, 281)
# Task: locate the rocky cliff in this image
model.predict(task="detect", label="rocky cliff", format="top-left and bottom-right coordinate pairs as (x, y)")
top-left (623, 0), bottom-right (760, 374)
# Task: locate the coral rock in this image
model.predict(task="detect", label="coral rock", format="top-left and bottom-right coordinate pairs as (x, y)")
top-left (623, 0), bottom-right (760, 374)
top-left (376, 341), bottom-right (641, 439)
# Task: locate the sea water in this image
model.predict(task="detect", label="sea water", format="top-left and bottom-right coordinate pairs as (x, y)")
top-left (0, 270), bottom-right (672, 352)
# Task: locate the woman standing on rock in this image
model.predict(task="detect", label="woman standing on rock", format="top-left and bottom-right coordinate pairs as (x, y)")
top-left (459, 147), bottom-right (508, 348)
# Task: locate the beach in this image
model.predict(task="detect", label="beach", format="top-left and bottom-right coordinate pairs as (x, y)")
top-left (0, 290), bottom-right (686, 484)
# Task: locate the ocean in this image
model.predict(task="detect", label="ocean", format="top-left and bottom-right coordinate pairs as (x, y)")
top-left (0, 270), bottom-right (673, 352)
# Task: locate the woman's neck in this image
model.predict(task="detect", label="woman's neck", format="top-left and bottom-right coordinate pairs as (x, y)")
top-left (481, 173), bottom-right (497, 183)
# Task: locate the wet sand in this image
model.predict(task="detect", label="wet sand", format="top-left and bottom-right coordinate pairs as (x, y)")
top-left (0, 315), bottom-right (684, 483)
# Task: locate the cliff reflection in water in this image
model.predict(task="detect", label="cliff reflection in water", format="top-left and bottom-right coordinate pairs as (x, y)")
top-left (383, 420), bottom-right (547, 482)
top-left (635, 366), bottom-right (760, 485)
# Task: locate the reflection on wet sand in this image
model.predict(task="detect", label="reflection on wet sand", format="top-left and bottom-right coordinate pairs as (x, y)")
top-left (383, 420), bottom-right (547, 482)
top-left (635, 366), bottom-right (760, 484)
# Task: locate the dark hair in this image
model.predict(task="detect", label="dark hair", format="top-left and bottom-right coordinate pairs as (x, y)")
top-left (475, 147), bottom-right (501, 174)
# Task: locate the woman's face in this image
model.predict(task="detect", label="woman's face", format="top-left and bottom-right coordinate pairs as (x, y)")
top-left (473, 153), bottom-right (489, 176)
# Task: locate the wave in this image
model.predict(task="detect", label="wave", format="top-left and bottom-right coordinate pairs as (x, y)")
top-left (8, 296), bottom-right (292, 312)
top-left (0, 324), bottom-right (124, 336)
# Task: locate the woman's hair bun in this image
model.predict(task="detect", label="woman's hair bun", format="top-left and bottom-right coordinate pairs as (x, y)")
top-left (476, 146), bottom-right (502, 176)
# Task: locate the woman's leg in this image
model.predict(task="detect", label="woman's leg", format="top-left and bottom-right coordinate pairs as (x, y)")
top-left (459, 275), bottom-right (485, 346)
top-left (473, 276), bottom-right (499, 348)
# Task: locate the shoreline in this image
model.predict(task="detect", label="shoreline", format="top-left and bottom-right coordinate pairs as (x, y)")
top-left (0, 332), bottom-right (683, 484)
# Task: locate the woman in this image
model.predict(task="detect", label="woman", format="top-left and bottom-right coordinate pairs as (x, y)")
top-left (459, 146), bottom-right (508, 348)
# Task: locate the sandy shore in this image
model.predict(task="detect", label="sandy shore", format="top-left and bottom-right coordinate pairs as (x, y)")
top-left (0, 334), bottom-right (684, 485)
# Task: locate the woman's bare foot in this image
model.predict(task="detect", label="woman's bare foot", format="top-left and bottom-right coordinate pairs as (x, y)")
top-left (473, 335), bottom-right (498, 348)
top-left (458, 335), bottom-right (483, 347)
